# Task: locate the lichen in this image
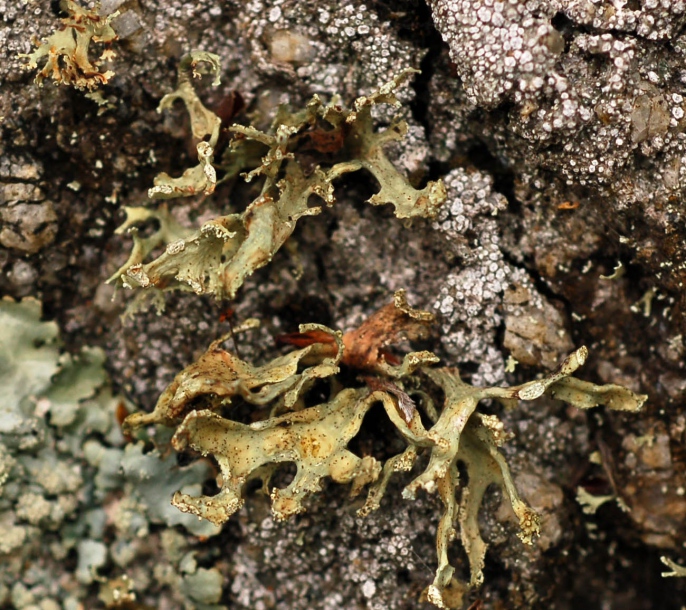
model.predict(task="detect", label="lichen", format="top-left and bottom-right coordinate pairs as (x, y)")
top-left (118, 442), bottom-right (222, 538)
top-left (21, 0), bottom-right (118, 91)
top-left (124, 293), bottom-right (647, 609)
top-left (109, 59), bottom-right (446, 308)
top-left (0, 298), bottom-right (123, 598)
top-left (0, 296), bottom-right (60, 450)
top-left (8, 1), bottom-right (681, 607)
top-left (0, 297), bottom-right (224, 606)
top-left (147, 51), bottom-right (222, 200)
top-left (661, 556), bottom-right (686, 578)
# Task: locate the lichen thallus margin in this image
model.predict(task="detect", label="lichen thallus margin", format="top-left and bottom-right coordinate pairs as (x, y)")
top-left (111, 53), bottom-right (646, 608)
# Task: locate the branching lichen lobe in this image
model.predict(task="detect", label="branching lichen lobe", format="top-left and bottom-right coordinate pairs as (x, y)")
top-left (87, 37), bottom-right (655, 610)
top-left (22, 0), bottom-right (118, 91)
top-left (124, 294), bottom-right (646, 609)
top-left (109, 60), bottom-right (446, 309)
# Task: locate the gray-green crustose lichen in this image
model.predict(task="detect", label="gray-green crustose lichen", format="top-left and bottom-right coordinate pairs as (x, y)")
top-left (0, 298), bottom-right (225, 608)
top-left (108, 54), bottom-right (446, 310)
top-left (124, 293), bottom-right (647, 609)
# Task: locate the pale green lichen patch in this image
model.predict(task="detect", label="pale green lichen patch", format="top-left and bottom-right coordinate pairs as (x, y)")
top-left (119, 443), bottom-right (221, 538)
top-left (123, 297), bottom-right (647, 609)
top-left (109, 60), bottom-right (446, 307)
top-left (0, 297), bottom-right (226, 607)
top-left (0, 299), bottom-right (122, 589)
top-left (21, 0), bottom-right (118, 91)
top-left (0, 297), bottom-right (60, 449)
top-left (148, 52), bottom-right (222, 200)
top-left (123, 323), bottom-right (343, 431)
top-left (179, 565), bottom-right (225, 609)
top-left (170, 387), bottom-right (386, 525)
top-left (43, 346), bottom-right (108, 427)
top-left (576, 486), bottom-right (616, 515)
top-left (661, 556), bottom-right (686, 578)
top-left (110, 206), bottom-right (192, 277)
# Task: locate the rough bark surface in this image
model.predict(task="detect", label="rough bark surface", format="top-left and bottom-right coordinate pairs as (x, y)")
top-left (1, 1), bottom-right (685, 609)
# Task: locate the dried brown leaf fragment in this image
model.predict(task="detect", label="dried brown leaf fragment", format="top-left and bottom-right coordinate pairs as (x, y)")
top-left (279, 289), bottom-right (437, 376)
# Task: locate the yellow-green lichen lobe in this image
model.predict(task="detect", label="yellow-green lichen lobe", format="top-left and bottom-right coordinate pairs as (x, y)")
top-left (109, 58), bottom-right (445, 312)
top-left (123, 295), bottom-right (647, 609)
top-left (22, 0), bottom-right (118, 92)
